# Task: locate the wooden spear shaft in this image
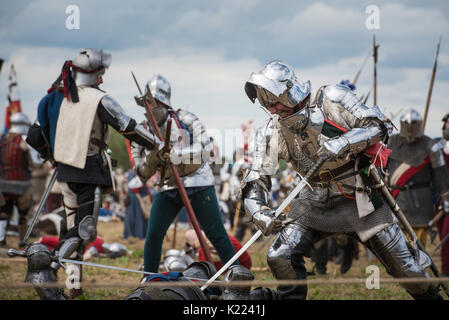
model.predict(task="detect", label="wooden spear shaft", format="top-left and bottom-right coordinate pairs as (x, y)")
top-left (352, 49), bottom-right (372, 86)
top-left (422, 37), bottom-right (441, 133)
top-left (131, 72), bottom-right (214, 263)
top-left (373, 34), bottom-right (379, 106)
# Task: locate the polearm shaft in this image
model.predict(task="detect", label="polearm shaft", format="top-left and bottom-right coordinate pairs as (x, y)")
top-left (435, 233), bottom-right (449, 251)
top-left (422, 37), bottom-right (441, 133)
top-left (369, 164), bottom-right (449, 298)
top-left (158, 118), bottom-right (172, 187)
top-left (231, 202), bottom-right (241, 236)
top-left (373, 34), bottom-right (379, 106)
top-left (131, 72), bottom-right (214, 263)
top-left (352, 49), bottom-right (372, 86)
top-left (363, 89), bottom-right (371, 104)
top-left (201, 157), bottom-right (325, 291)
top-left (428, 209), bottom-right (444, 229)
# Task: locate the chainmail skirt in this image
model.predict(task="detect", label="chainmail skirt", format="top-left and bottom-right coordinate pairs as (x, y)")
top-left (288, 187), bottom-right (394, 233)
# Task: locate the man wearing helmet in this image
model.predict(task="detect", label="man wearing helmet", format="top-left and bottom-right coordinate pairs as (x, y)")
top-left (24, 48), bottom-right (160, 299)
top-left (131, 74), bottom-right (238, 274)
top-left (0, 112), bottom-right (33, 248)
top-left (386, 109), bottom-right (449, 248)
top-left (238, 60), bottom-right (443, 300)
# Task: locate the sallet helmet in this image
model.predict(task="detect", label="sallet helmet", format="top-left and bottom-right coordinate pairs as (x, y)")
top-left (244, 60), bottom-right (311, 109)
top-left (9, 112), bottom-right (31, 135)
top-left (143, 74), bottom-right (171, 124)
top-left (145, 74), bottom-right (172, 108)
top-left (72, 48), bottom-right (112, 86)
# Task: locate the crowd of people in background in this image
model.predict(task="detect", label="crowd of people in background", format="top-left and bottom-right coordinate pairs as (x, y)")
top-left (1, 114), bottom-right (448, 279)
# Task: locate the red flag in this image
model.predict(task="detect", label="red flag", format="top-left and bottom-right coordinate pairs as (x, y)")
top-left (3, 64), bottom-right (21, 133)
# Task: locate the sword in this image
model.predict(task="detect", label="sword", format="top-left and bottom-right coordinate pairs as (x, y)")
top-left (6, 248), bottom-right (218, 283)
top-left (21, 168), bottom-right (58, 244)
top-left (200, 157), bottom-right (325, 291)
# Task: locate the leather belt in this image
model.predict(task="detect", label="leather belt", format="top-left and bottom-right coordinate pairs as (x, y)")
top-left (310, 161), bottom-right (356, 186)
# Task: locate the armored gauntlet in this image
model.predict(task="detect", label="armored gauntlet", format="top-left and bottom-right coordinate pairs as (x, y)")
top-left (252, 209), bottom-right (284, 236)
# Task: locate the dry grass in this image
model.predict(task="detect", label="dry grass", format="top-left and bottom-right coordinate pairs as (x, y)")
top-left (0, 219), bottom-right (444, 300)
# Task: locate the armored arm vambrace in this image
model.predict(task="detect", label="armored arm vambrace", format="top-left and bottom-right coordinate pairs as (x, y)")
top-left (171, 111), bottom-right (212, 164)
top-left (98, 96), bottom-right (160, 150)
top-left (241, 177), bottom-right (284, 235)
top-left (429, 142), bottom-right (449, 203)
top-left (131, 142), bottom-right (158, 183)
top-left (322, 122), bottom-right (385, 158)
top-left (320, 84), bottom-right (393, 158)
top-left (241, 176), bottom-right (272, 217)
top-left (171, 143), bottom-right (203, 164)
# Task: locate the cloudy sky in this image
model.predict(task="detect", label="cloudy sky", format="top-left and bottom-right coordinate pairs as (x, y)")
top-left (1, 0), bottom-right (448, 159)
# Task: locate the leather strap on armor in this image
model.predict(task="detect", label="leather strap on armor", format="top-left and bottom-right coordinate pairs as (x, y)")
top-left (310, 161), bottom-right (355, 184)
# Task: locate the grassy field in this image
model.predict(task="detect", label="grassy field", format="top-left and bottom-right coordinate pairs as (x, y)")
top-left (1, 219), bottom-right (444, 300)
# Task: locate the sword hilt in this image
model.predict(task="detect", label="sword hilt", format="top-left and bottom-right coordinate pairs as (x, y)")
top-left (305, 157), bottom-right (326, 181)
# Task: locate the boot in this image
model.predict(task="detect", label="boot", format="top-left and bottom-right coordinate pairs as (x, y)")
top-left (408, 284), bottom-right (443, 300)
top-left (340, 238), bottom-right (355, 274)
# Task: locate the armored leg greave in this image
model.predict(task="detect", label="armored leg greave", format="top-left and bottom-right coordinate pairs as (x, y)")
top-left (24, 185), bottom-right (102, 300)
top-left (364, 223), bottom-right (443, 300)
top-left (267, 223), bottom-right (325, 300)
top-left (24, 243), bottom-right (67, 300)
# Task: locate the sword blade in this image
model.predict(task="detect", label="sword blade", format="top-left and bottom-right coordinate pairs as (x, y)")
top-left (23, 169), bottom-right (58, 244)
top-left (274, 177), bottom-right (310, 217)
top-left (201, 171), bottom-right (312, 291)
top-left (59, 258), bottom-right (216, 282)
top-left (200, 230), bottom-right (263, 291)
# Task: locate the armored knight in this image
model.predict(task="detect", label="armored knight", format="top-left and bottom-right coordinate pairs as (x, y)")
top-left (238, 60), bottom-right (443, 300)
top-left (435, 113), bottom-right (449, 276)
top-left (386, 109), bottom-right (449, 247)
top-left (131, 74), bottom-right (238, 273)
top-left (23, 48), bottom-right (159, 299)
top-left (0, 112), bottom-right (33, 247)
